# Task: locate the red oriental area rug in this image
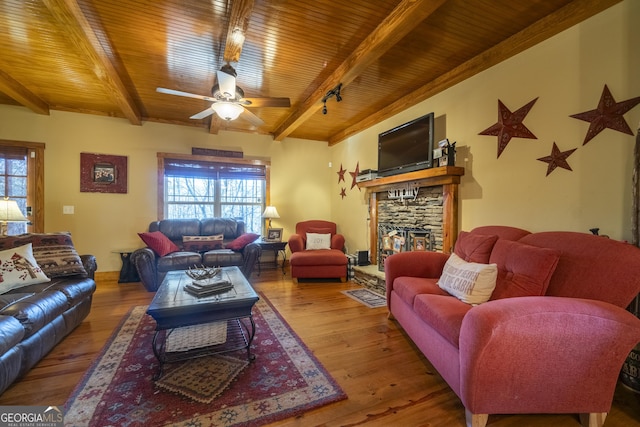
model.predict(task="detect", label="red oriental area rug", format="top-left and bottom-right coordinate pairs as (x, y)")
top-left (64, 294), bottom-right (346, 426)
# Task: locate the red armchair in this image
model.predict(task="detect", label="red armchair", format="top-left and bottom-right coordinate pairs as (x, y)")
top-left (288, 220), bottom-right (348, 283)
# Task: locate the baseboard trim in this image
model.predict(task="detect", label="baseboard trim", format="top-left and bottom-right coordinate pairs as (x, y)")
top-left (95, 271), bottom-right (120, 282)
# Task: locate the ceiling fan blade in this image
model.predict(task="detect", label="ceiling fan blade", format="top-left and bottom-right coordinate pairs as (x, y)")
top-left (240, 107), bottom-right (265, 126)
top-left (157, 87), bottom-right (216, 102)
top-left (216, 69), bottom-right (236, 99)
top-left (242, 97), bottom-right (291, 108)
top-left (190, 108), bottom-right (214, 120)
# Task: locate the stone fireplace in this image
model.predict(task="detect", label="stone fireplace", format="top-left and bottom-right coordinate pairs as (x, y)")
top-left (377, 186), bottom-right (441, 271)
top-left (352, 166), bottom-right (464, 294)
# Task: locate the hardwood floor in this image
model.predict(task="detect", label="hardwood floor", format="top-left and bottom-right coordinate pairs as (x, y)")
top-left (1, 268), bottom-right (639, 426)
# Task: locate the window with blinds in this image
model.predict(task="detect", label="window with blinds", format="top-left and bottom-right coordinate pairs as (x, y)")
top-left (161, 156), bottom-right (267, 234)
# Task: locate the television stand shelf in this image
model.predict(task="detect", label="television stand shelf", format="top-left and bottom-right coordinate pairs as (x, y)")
top-left (357, 166), bottom-right (464, 190)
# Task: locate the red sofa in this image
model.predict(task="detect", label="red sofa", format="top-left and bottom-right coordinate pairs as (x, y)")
top-left (384, 225), bottom-right (640, 427)
top-left (288, 220), bottom-right (348, 283)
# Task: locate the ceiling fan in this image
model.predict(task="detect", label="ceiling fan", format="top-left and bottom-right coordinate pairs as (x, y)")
top-left (157, 64), bottom-right (291, 126)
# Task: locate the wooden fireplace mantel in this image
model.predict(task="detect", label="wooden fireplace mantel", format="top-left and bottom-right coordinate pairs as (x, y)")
top-left (358, 166), bottom-right (465, 265)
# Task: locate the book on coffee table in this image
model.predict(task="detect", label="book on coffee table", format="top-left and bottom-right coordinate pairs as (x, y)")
top-left (184, 279), bottom-right (233, 297)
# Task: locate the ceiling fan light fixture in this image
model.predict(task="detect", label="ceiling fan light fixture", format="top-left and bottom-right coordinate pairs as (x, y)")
top-left (211, 102), bottom-right (244, 121)
top-left (230, 29), bottom-right (245, 46)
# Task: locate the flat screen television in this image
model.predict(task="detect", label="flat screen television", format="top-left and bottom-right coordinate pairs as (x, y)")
top-left (377, 112), bottom-right (435, 177)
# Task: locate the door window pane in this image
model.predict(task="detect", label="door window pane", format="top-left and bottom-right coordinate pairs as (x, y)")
top-left (0, 148), bottom-right (28, 235)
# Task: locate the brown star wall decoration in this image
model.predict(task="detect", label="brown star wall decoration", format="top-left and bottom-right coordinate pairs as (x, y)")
top-left (537, 142), bottom-right (577, 176)
top-left (349, 162), bottom-right (360, 190)
top-left (337, 164), bottom-right (346, 183)
top-left (479, 98), bottom-right (538, 158)
top-left (340, 188), bottom-right (347, 199)
top-left (570, 84), bottom-right (640, 145)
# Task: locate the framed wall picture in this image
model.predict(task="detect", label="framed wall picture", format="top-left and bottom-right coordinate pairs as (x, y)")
top-left (379, 253), bottom-right (389, 266)
top-left (267, 228), bottom-right (283, 242)
top-left (413, 236), bottom-right (427, 251)
top-left (80, 153), bottom-right (128, 194)
top-left (409, 230), bottom-right (433, 252)
top-left (382, 235), bottom-right (393, 251)
top-left (393, 236), bottom-right (405, 253)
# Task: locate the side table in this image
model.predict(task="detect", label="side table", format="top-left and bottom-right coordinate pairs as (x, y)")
top-left (112, 248), bottom-right (141, 283)
top-left (257, 239), bottom-right (287, 275)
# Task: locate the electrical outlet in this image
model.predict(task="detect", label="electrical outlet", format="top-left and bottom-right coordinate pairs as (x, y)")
top-left (63, 205), bottom-right (74, 214)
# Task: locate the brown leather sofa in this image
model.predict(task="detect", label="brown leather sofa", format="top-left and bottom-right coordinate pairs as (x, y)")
top-left (131, 218), bottom-right (261, 292)
top-left (0, 233), bottom-right (97, 395)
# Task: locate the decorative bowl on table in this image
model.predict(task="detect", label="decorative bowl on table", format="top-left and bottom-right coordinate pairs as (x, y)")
top-left (185, 266), bottom-right (222, 281)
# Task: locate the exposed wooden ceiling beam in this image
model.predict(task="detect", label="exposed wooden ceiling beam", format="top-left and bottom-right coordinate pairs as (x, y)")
top-left (209, 116), bottom-right (220, 134)
top-left (328, 0), bottom-right (622, 145)
top-left (223, 0), bottom-right (254, 64)
top-left (209, 0), bottom-right (255, 133)
top-left (0, 68), bottom-right (50, 115)
top-left (42, 0), bottom-right (142, 125)
top-left (272, 0), bottom-right (449, 142)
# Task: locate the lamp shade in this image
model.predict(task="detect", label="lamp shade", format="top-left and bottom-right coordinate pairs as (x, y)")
top-left (0, 199), bottom-right (27, 222)
top-left (211, 102), bottom-right (244, 121)
top-left (261, 206), bottom-right (280, 219)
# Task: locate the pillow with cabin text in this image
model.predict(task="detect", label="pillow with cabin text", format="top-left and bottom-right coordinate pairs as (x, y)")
top-left (437, 253), bottom-right (498, 305)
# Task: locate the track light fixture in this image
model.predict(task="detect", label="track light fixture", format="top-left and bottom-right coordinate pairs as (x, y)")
top-left (321, 83), bottom-right (343, 115)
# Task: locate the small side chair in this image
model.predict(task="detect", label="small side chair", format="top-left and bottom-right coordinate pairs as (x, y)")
top-left (288, 220), bottom-right (348, 283)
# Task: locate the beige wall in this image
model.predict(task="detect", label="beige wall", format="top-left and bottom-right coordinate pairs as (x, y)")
top-left (0, 107), bottom-right (330, 271)
top-left (331, 0), bottom-right (640, 256)
top-left (0, 1), bottom-right (637, 272)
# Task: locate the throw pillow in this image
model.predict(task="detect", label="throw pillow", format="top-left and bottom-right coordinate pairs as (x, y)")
top-left (183, 235), bottom-right (224, 252)
top-left (0, 243), bottom-right (50, 293)
top-left (437, 253), bottom-right (498, 305)
top-left (225, 233), bottom-right (260, 251)
top-left (489, 239), bottom-right (560, 300)
top-left (454, 231), bottom-right (499, 264)
top-left (0, 232), bottom-right (87, 278)
top-left (306, 233), bottom-right (331, 250)
top-left (138, 231), bottom-right (180, 257)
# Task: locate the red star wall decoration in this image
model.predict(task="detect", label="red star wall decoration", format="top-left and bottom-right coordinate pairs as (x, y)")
top-left (479, 98), bottom-right (538, 158)
top-left (349, 162), bottom-right (360, 190)
top-left (570, 84), bottom-right (640, 145)
top-left (337, 164), bottom-right (346, 183)
top-left (537, 142), bottom-right (577, 176)
top-left (340, 188), bottom-right (347, 199)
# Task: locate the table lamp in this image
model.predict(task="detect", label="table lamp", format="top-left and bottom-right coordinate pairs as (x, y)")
top-left (261, 206), bottom-right (280, 228)
top-left (0, 198), bottom-right (28, 236)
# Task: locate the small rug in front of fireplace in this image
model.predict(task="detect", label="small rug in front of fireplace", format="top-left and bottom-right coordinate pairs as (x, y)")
top-left (341, 288), bottom-right (386, 308)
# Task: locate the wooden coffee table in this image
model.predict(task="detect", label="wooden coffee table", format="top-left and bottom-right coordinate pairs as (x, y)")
top-left (146, 267), bottom-right (259, 379)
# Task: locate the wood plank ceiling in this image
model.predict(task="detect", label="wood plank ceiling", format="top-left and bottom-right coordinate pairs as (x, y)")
top-left (0, 0), bottom-right (621, 145)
